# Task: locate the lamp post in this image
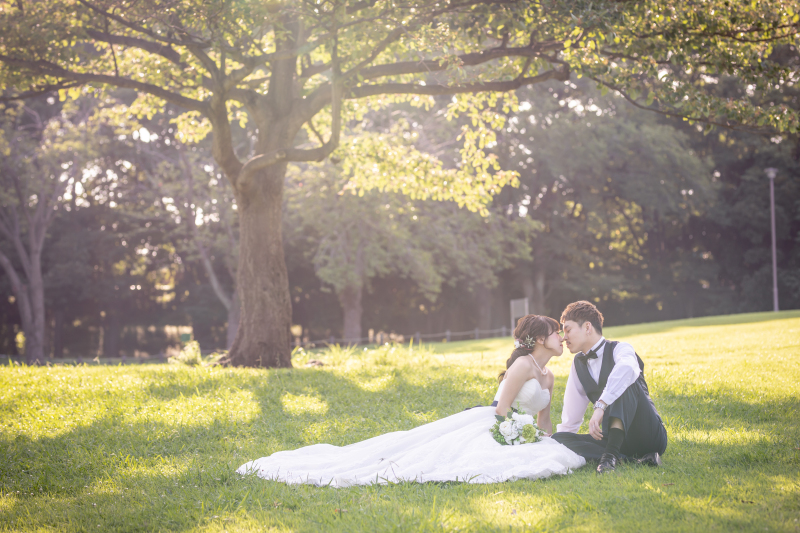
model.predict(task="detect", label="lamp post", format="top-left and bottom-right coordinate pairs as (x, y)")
top-left (764, 168), bottom-right (779, 312)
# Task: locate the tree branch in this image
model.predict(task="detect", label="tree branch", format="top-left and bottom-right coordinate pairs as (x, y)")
top-left (84, 29), bottom-right (186, 67)
top-left (11, 172), bottom-right (35, 243)
top-left (0, 81), bottom-right (81, 103)
top-left (0, 194), bottom-right (32, 281)
top-left (300, 61), bottom-right (331, 79)
top-left (0, 54), bottom-right (209, 112)
top-left (0, 244), bottom-right (22, 284)
top-left (634, 23), bottom-right (800, 43)
top-left (305, 119), bottom-right (327, 146)
top-left (347, 68), bottom-right (569, 98)
top-left (77, 0), bottom-right (208, 47)
top-left (356, 45), bottom-right (563, 81)
top-left (185, 44), bottom-right (222, 86)
top-left (300, 44), bottom-right (562, 123)
top-left (0, 243), bottom-right (35, 346)
top-left (587, 75), bottom-right (759, 131)
top-left (340, 25), bottom-right (407, 82)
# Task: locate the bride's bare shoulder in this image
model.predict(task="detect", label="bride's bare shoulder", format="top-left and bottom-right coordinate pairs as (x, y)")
top-left (510, 354), bottom-right (535, 369)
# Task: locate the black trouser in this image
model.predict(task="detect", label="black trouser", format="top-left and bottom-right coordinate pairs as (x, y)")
top-left (551, 380), bottom-right (668, 462)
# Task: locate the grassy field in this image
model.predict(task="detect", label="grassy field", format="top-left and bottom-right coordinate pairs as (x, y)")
top-left (1, 311), bottom-right (799, 532)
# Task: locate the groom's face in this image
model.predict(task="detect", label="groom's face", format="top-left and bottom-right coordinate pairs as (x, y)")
top-left (561, 320), bottom-right (589, 354)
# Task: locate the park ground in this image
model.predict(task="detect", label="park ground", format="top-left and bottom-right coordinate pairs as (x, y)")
top-left (1, 311), bottom-right (799, 532)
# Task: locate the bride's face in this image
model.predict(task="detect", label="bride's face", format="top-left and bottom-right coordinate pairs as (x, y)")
top-left (541, 329), bottom-right (564, 356)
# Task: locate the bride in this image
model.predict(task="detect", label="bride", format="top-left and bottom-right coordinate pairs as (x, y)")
top-left (237, 315), bottom-right (586, 486)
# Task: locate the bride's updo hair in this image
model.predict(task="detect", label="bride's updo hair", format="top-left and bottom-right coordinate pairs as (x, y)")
top-left (497, 314), bottom-right (561, 383)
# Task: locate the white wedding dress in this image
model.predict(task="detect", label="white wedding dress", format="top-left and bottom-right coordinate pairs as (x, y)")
top-left (237, 378), bottom-right (586, 486)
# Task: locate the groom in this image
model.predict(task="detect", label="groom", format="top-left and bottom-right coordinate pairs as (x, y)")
top-left (551, 301), bottom-right (667, 473)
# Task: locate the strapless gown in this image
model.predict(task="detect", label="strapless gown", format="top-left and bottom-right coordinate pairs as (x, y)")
top-left (237, 379), bottom-right (586, 486)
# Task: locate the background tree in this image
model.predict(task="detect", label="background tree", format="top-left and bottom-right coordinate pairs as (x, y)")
top-left (693, 129), bottom-right (800, 313)
top-left (40, 100), bottom-right (182, 360)
top-left (172, 155), bottom-right (241, 350)
top-left (285, 158), bottom-right (534, 341)
top-left (0, 99), bottom-right (103, 363)
top-left (494, 83), bottom-right (714, 320)
top-left (138, 139), bottom-right (242, 350)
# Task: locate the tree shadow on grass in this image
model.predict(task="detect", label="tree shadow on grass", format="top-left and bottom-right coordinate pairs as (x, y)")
top-left (658, 387), bottom-right (800, 428)
top-left (654, 384), bottom-right (799, 470)
top-left (4, 362), bottom-right (796, 532)
top-left (0, 365), bottom-right (508, 531)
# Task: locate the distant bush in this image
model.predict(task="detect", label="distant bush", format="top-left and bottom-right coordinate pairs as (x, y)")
top-left (168, 341), bottom-right (226, 367)
top-left (290, 341), bottom-right (432, 370)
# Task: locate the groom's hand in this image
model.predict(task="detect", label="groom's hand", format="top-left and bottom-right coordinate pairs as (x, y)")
top-left (589, 409), bottom-right (604, 440)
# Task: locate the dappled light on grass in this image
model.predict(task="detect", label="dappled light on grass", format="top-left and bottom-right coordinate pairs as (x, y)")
top-left (127, 389), bottom-right (261, 428)
top-left (0, 311), bottom-right (798, 531)
top-left (281, 392), bottom-right (329, 416)
top-left (356, 374), bottom-right (396, 392)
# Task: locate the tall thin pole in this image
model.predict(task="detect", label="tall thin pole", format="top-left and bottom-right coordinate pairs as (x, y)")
top-left (765, 168), bottom-right (779, 312)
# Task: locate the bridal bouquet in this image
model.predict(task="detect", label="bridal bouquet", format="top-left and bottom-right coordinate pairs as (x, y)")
top-left (491, 407), bottom-right (544, 445)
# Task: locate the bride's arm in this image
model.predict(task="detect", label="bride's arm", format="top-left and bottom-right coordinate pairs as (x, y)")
top-left (536, 376), bottom-right (555, 435)
top-left (537, 405), bottom-right (552, 435)
top-left (494, 358), bottom-right (533, 416)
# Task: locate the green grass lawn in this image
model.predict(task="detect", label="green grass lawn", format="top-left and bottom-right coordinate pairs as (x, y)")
top-left (1, 311), bottom-right (799, 532)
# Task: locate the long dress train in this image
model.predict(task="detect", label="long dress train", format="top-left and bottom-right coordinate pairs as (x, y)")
top-left (237, 378), bottom-right (586, 486)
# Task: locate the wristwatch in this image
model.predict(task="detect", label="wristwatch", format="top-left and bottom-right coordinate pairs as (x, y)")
top-left (593, 401), bottom-right (606, 411)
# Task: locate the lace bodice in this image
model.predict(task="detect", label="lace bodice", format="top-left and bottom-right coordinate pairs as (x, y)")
top-left (493, 378), bottom-right (550, 414)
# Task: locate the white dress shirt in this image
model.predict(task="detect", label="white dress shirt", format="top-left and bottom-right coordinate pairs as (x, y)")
top-left (556, 337), bottom-right (641, 433)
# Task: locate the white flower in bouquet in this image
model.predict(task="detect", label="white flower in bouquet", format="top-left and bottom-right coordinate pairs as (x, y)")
top-left (490, 404), bottom-right (545, 446)
top-left (498, 420), bottom-right (518, 439)
top-left (511, 412), bottom-right (535, 426)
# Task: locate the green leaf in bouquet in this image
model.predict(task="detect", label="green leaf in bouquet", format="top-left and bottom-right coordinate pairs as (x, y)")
top-left (495, 415), bottom-right (505, 423)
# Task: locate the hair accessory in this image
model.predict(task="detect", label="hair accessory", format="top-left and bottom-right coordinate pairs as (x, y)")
top-left (514, 335), bottom-right (536, 350)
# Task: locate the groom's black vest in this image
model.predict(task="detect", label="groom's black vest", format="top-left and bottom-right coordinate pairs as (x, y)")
top-left (574, 340), bottom-right (650, 404)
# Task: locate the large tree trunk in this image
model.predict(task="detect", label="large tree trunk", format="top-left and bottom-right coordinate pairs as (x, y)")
top-left (23, 303), bottom-right (45, 364)
top-left (25, 257), bottom-right (46, 365)
top-left (227, 163), bottom-right (293, 367)
top-left (338, 284), bottom-right (363, 343)
top-left (0, 262), bottom-right (46, 365)
top-left (226, 291), bottom-right (241, 351)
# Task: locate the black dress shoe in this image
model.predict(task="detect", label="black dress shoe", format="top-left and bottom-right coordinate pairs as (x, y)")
top-left (596, 452), bottom-right (619, 473)
top-left (636, 452), bottom-right (663, 467)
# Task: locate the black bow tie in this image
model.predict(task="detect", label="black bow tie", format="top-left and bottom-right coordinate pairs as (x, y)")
top-left (578, 348), bottom-right (599, 361)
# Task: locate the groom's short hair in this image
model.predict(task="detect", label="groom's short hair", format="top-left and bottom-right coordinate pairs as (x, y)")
top-left (561, 301), bottom-right (604, 334)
